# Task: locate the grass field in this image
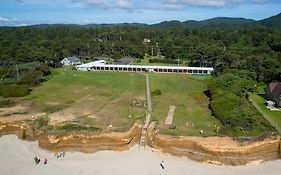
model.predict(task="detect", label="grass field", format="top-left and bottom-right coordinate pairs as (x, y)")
top-left (251, 93), bottom-right (281, 134)
top-left (13, 70), bottom-right (275, 137)
top-left (149, 74), bottom-right (222, 136)
top-left (24, 70), bottom-right (146, 132)
top-left (21, 70), bottom-right (221, 136)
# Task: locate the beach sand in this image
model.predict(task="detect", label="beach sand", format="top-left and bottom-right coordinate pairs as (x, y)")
top-left (0, 135), bottom-right (280, 175)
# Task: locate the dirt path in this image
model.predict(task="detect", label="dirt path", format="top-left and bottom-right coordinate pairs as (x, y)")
top-left (145, 74), bottom-right (152, 115)
top-left (165, 106), bottom-right (175, 125)
top-left (140, 74), bottom-right (152, 149)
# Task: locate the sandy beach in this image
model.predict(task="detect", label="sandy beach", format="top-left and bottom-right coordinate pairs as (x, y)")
top-left (0, 135), bottom-right (280, 175)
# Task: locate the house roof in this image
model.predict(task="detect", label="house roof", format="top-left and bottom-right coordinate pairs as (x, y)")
top-left (269, 82), bottom-right (281, 98)
top-left (66, 56), bottom-right (80, 62)
top-left (76, 60), bottom-right (106, 68)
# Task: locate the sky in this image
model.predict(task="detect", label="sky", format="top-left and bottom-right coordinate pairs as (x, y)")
top-left (0, 0), bottom-right (280, 26)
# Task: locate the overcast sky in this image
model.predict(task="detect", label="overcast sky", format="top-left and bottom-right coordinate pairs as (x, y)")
top-left (0, 0), bottom-right (280, 26)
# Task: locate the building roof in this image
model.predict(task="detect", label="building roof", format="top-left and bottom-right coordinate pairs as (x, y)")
top-left (93, 60), bottom-right (106, 65)
top-left (66, 56), bottom-right (80, 63)
top-left (76, 63), bottom-right (214, 71)
top-left (269, 82), bottom-right (281, 98)
top-left (76, 60), bottom-right (106, 68)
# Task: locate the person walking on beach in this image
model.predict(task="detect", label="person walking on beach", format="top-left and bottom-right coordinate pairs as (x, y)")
top-left (34, 156), bottom-right (40, 165)
top-left (160, 161), bottom-right (165, 170)
top-left (44, 158), bottom-right (48, 165)
top-left (56, 150), bottom-right (65, 158)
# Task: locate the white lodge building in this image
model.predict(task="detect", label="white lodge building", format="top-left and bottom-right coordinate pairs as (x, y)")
top-left (76, 62), bottom-right (214, 75)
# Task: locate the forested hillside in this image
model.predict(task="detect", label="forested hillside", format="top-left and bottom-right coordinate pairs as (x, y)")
top-left (1, 26), bottom-right (280, 80)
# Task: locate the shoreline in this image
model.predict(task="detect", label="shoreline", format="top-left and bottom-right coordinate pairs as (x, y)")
top-left (1, 135), bottom-right (281, 175)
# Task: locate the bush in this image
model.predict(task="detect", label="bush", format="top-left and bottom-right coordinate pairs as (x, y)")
top-left (35, 64), bottom-right (51, 76)
top-left (0, 84), bottom-right (29, 97)
top-left (211, 92), bottom-right (259, 130)
top-left (33, 116), bottom-right (49, 129)
top-left (17, 71), bottom-right (43, 85)
top-left (208, 71), bottom-right (272, 135)
top-left (152, 89), bottom-right (162, 96)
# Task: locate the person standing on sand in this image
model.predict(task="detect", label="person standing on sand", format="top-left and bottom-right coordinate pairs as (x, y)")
top-left (34, 157), bottom-right (40, 165)
top-left (44, 158), bottom-right (48, 165)
top-left (160, 161), bottom-right (165, 170)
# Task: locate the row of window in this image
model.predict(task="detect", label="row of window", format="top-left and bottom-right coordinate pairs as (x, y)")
top-left (84, 66), bottom-right (210, 74)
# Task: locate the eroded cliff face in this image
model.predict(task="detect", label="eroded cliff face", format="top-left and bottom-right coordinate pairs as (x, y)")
top-left (0, 123), bottom-right (36, 141)
top-left (0, 122), bottom-right (142, 153)
top-left (146, 122), bottom-right (281, 165)
top-left (37, 124), bottom-right (142, 153)
top-left (0, 121), bottom-right (280, 166)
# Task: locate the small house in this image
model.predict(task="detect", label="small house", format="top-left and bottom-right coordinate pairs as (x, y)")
top-left (61, 56), bottom-right (81, 66)
top-left (265, 82), bottom-right (281, 108)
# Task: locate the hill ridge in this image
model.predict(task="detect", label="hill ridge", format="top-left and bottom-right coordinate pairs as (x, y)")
top-left (8, 12), bottom-right (281, 29)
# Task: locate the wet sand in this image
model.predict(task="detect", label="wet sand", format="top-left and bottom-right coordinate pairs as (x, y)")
top-left (0, 135), bottom-right (280, 175)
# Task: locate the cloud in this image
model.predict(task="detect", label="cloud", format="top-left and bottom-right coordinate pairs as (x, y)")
top-left (0, 17), bottom-right (16, 23)
top-left (0, 17), bottom-right (33, 26)
top-left (71, 0), bottom-right (111, 9)
top-left (71, 0), bottom-right (281, 11)
top-left (144, 2), bottom-right (184, 10)
top-left (14, 23), bottom-right (29, 26)
top-left (72, 0), bottom-right (134, 11)
top-left (116, 0), bottom-right (133, 10)
top-left (161, 0), bottom-right (281, 9)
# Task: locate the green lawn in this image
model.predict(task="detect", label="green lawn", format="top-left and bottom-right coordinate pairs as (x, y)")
top-left (22, 70), bottom-right (221, 136)
top-left (149, 74), bottom-right (222, 136)
top-left (24, 71), bottom-right (146, 132)
top-left (251, 93), bottom-right (281, 134)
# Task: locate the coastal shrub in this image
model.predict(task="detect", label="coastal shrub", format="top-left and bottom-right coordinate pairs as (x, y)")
top-left (33, 116), bottom-right (49, 129)
top-left (207, 71), bottom-right (272, 136)
top-left (17, 71), bottom-right (43, 85)
top-left (0, 84), bottom-right (29, 97)
top-left (152, 89), bottom-right (162, 96)
top-left (35, 64), bottom-right (51, 76)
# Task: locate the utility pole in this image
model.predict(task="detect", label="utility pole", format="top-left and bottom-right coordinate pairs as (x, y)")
top-left (151, 45), bottom-right (154, 56)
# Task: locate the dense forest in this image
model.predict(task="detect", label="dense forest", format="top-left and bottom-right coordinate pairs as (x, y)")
top-left (0, 15), bottom-right (281, 135)
top-left (1, 26), bottom-right (280, 80)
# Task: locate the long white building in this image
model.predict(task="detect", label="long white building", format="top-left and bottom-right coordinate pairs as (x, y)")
top-left (76, 62), bottom-right (214, 75)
